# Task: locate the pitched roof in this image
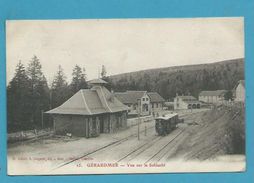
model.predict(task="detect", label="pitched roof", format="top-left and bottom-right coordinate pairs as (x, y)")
top-left (239, 80), bottom-right (245, 88)
top-left (89, 78), bottom-right (108, 85)
top-left (46, 85), bottom-right (128, 115)
top-left (176, 96), bottom-right (197, 101)
top-left (114, 91), bottom-right (146, 104)
top-left (235, 80), bottom-right (245, 89)
top-left (199, 90), bottom-right (227, 97)
top-left (114, 91), bottom-right (165, 104)
top-left (147, 92), bottom-right (165, 102)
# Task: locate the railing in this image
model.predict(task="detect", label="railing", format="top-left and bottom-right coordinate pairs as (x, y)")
top-left (8, 128), bottom-right (54, 143)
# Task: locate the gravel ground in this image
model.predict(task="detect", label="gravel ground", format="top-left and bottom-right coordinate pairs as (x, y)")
top-left (8, 108), bottom-right (245, 175)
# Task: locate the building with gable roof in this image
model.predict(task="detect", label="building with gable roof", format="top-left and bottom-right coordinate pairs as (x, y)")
top-left (46, 78), bottom-right (128, 138)
top-left (114, 91), bottom-right (165, 116)
top-left (199, 90), bottom-right (227, 104)
top-left (147, 92), bottom-right (165, 112)
top-left (174, 95), bottom-right (201, 110)
top-left (233, 80), bottom-right (245, 102)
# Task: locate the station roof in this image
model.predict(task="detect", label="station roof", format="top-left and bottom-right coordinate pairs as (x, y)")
top-left (46, 82), bottom-right (128, 115)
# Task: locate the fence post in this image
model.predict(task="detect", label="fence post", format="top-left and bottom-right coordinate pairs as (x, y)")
top-left (138, 113), bottom-right (140, 141)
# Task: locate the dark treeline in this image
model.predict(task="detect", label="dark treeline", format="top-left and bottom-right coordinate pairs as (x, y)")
top-left (7, 56), bottom-right (90, 133)
top-left (108, 58), bottom-right (244, 100)
top-left (7, 56), bottom-right (244, 133)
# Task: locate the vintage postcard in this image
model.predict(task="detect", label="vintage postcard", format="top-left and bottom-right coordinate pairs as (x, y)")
top-left (6, 18), bottom-right (245, 175)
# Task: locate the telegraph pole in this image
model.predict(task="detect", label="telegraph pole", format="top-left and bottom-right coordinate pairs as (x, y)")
top-left (137, 99), bottom-right (141, 140)
top-left (41, 110), bottom-right (44, 129)
top-left (145, 125), bottom-right (147, 136)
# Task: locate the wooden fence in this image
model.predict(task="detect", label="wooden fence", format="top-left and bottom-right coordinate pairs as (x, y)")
top-left (8, 128), bottom-right (54, 143)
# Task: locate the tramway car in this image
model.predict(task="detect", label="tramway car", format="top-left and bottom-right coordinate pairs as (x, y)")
top-left (155, 113), bottom-right (179, 136)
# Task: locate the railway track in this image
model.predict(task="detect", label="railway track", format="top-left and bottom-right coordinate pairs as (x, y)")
top-left (52, 125), bottom-right (155, 170)
top-left (52, 111), bottom-right (197, 171)
top-left (116, 128), bottom-right (184, 164)
top-left (144, 129), bottom-right (184, 164)
top-left (54, 128), bottom-right (185, 171)
top-left (116, 136), bottom-right (162, 163)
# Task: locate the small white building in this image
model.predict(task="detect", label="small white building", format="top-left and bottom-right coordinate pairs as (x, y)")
top-left (234, 80), bottom-right (245, 102)
top-left (174, 95), bottom-right (201, 110)
top-left (199, 90), bottom-right (227, 104)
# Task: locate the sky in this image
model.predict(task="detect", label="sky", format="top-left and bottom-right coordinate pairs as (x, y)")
top-left (6, 17), bottom-right (244, 84)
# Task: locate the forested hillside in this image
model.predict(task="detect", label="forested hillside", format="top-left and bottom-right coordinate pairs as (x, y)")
top-left (7, 56), bottom-right (244, 132)
top-left (108, 58), bottom-right (244, 100)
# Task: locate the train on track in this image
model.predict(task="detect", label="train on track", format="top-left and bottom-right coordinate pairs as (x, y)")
top-left (155, 113), bottom-right (182, 136)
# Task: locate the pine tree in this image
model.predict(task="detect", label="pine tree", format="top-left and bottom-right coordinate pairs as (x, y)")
top-left (27, 55), bottom-right (50, 129)
top-left (7, 61), bottom-right (31, 132)
top-left (70, 65), bottom-right (88, 94)
top-left (51, 65), bottom-right (70, 108)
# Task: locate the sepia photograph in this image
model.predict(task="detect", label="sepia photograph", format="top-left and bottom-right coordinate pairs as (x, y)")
top-left (6, 17), bottom-right (245, 175)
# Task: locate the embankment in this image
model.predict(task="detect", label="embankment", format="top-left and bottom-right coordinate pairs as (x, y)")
top-left (171, 103), bottom-right (245, 160)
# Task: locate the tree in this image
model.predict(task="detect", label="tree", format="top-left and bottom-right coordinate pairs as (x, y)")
top-left (101, 65), bottom-right (107, 78)
top-left (7, 61), bottom-right (31, 132)
top-left (70, 65), bottom-right (88, 94)
top-left (27, 55), bottom-right (50, 129)
top-left (51, 65), bottom-right (70, 108)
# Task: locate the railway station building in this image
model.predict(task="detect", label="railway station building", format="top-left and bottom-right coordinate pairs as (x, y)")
top-left (46, 79), bottom-right (128, 138)
top-left (114, 91), bottom-right (165, 116)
